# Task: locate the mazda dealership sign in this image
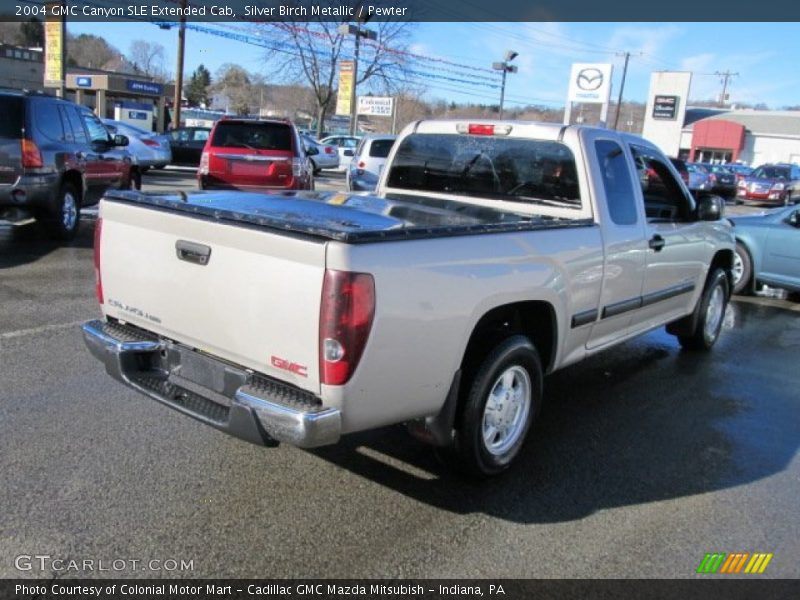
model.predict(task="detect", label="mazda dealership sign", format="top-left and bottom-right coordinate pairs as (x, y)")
top-left (567, 63), bottom-right (613, 104)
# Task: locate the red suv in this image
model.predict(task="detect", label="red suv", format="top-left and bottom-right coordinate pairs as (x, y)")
top-left (198, 118), bottom-right (314, 191)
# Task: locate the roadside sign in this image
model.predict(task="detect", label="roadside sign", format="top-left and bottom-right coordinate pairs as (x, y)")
top-left (653, 95), bottom-right (679, 120)
top-left (335, 61), bottom-right (354, 116)
top-left (357, 96), bottom-right (394, 117)
top-left (567, 63), bottom-right (613, 104)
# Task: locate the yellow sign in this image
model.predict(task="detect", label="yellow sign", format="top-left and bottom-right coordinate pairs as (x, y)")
top-left (335, 60), bottom-right (354, 116)
top-left (44, 18), bottom-right (64, 87)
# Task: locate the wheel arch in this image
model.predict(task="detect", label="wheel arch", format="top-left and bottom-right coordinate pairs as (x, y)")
top-left (60, 170), bottom-right (83, 203)
top-left (460, 300), bottom-right (558, 379)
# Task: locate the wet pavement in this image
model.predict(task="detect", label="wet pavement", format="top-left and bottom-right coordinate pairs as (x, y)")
top-left (1, 177), bottom-right (798, 579)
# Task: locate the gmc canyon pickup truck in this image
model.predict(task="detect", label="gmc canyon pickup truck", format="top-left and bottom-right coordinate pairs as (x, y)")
top-left (83, 121), bottom-right (734, 476)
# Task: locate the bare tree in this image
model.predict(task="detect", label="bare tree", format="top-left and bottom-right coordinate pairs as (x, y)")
top-left (67, 33), bottom-right (121, 69)
top-left (210, 64), bottom-right (267, 116)
top-left (128, 40), bottom-right (169, 81)
top-left (258, 10), bottom-right (414, 137)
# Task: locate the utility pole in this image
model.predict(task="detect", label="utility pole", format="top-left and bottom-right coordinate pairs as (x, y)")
top-left (715, 70), bottom-right (739, 107)
top-left (612, 51), bottom-right (632, 130)
top-left (173, 0), bottom-right (187, 129)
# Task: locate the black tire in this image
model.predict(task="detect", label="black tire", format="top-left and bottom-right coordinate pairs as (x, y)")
top-left (126, 169), bottom-right (142, 191)
top-left (445, 335), bottom-right (542, 478)
top-left (678, 268), bottom-right (729, 351)
top-left (732, 241), bottom-right (753, 295)
top-left (39, 182), bottom-right (81, 241)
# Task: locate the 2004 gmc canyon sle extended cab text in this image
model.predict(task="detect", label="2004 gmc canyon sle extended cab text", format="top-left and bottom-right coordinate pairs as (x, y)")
top-left (83, 121), bottom-right (734, 476)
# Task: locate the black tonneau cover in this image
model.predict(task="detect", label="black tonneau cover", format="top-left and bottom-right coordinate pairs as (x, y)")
top-left (103, 190), bottom-right (592, 244)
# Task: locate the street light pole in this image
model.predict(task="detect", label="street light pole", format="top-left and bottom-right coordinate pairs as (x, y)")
top-left (492, 50), bottom-right (518, 119)
top-left (339, 21), bottom-right (376, 137)
top-left (349, 23), bottom-right (361, 136)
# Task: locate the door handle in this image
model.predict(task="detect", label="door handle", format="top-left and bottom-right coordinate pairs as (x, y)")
top-left (649, 235), bottom-right (666, 252)
top-left (176, 240), bottom-right (212, 265)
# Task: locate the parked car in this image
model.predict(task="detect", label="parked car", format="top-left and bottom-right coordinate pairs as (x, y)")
top-left (685, 163), bottom-right (712, 192)
top-left (319, 134), bottom-right (360, 171)
top-left (0, 89), bottom-right (133, 240)
top-left (198, 118), bottom-right (313, 191)
top-left (84, 120), bottom-right (733, 477)
top-left (669, 157), bottom-right (690, 186)
top-left (301, 134), bottom-right (339, 174)
top-left (736, 163), bottom-right (800, 206)
top-left (167, 126), bottom-right (211, 166)
top-left (693, 163), bottom-right (737, 197)
top-left (729, 204), bottom-right (800, 294)
top-left (103, 119), bottom-right (171, 171)
top-left (347, 134), bottom-right (398, 191)
top-left (725, 163), bottom-right (753, 183)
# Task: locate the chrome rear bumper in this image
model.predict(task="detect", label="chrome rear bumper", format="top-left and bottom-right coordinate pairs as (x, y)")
top-left (82, 319), bottom-right (341, 448)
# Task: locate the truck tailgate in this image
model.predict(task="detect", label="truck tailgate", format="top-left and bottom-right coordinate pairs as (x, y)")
top-left (99, 199), bottom-right (324, 394)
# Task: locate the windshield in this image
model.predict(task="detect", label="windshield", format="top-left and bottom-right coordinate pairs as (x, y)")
top-left (751, 166), bottom-right (790, 179)
top-left (211, 121), bottom-right (292, 151)
top-left (386, 133), bottom-right (581, 207)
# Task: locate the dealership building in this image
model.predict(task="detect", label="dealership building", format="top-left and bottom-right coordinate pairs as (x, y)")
top-left (642, 71), bottom-right (800, 167)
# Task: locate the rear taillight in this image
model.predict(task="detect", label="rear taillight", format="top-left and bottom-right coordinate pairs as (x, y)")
top-left (319, 270), bottom-right (375, 386)
top-left (20, 139), bottom-right (43, 168)
top-left (357, 161), bottom-right (366, 168)
top-left (199, 151), bottom-right (209, 175)
top-left (292, 158), bottom-right (304, 177)
top-left (325, 146), bottom-right (336, 155)
top-left (142, 138), bottom-right (160, 148)
top-left (94, 217), bottom-right (103, 305)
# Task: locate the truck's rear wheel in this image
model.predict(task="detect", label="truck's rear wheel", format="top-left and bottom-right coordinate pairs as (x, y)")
top-left (678, 268), bottom-right (729, 351)
top-left (39, 182), bottom-right (80, 241)
top-left (447, 335), bottom-right (542, 478)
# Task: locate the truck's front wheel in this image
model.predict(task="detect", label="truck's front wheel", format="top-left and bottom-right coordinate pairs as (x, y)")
top-left (448, 335), bottom-right (542, 478)
top-left (678, 268), bottom-right (729, 351)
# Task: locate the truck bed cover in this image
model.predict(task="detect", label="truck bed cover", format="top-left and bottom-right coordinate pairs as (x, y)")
top-left (102, 190), bottom-right (593, 244)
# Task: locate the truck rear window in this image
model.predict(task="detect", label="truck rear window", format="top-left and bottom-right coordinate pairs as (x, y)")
top-left (386, 133), bottom-right (581, 207)
top-left (211, 121), bottom-right (292, 151)
top-left (0, 96), bottom-right (24, 139)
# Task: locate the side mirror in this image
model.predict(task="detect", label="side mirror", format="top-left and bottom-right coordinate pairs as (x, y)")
top-left (113, 134), bottom-right (129, 147)
top-left (305, 146), bottom-right (319, 156)
top-left (343, 149), bottom-right (354, 157)
top-left (695, 192), bottom-right (724, 221)
top-left (788, 210), bottom-right (800, 228)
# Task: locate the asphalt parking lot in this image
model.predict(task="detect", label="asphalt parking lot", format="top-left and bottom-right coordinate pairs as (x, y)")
top-left (1, 169), bottom-right (798, 579)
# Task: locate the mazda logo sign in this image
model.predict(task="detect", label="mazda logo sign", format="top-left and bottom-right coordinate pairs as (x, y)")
top-left (576, 68), bottom-right (604, 91)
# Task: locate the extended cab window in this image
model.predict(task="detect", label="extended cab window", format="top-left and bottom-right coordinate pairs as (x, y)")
top-left (629, 145), bottom-right (694, 222)
top-left (387, 133), bottom-right (581, 208)
top-left (595, 140), bottom-right (637, 225)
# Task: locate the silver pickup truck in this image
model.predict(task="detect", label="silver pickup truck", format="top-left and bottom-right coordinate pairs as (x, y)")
top-left (83, 120), bottom-right (734, 477)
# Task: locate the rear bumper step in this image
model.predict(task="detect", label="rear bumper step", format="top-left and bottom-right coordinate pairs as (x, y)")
top-left (81, 319), bottom-right (340, 448)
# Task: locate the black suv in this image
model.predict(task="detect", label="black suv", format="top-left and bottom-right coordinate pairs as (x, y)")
top-left (0, 90), bottom-right (133, 240)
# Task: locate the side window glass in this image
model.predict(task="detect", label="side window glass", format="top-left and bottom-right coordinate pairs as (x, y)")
top-left (595, 139), bottom-right (637, 225)
top-left (81, 111), bottom-right (110, 144)
top-left (58, 106), bottom-right (74, 143)
top-left (193, 129), bottom-right (209, 142)
top-left (65, 107), bottom-right (88, 144)
top-left (630, 145), bottom-right (694, 222)
top-left (34, 101), bottom-right (65, 142)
